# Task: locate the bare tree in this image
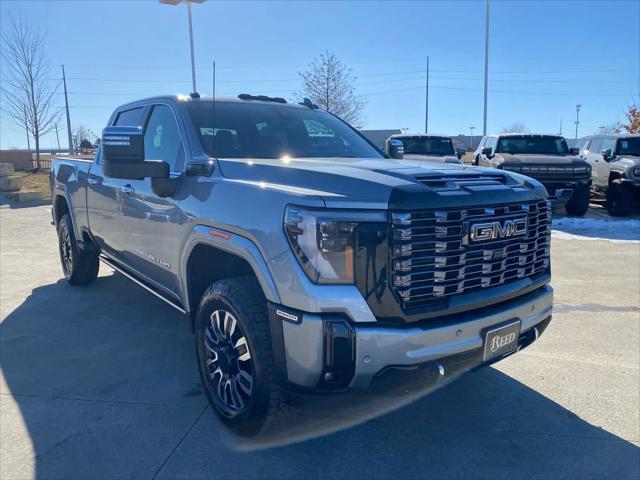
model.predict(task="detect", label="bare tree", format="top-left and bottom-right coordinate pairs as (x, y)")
top-left (297, 51), bottom-right (366, 128)
top-left (501, 122), bottom-right (528, 133)
top-left (1, 14), bottom-right (59, 169)
top-left (74, 125), bottom-right (88, 144)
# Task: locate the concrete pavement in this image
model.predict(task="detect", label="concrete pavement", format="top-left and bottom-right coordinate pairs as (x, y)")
top-left (1, 203), bottom-right (638, 479)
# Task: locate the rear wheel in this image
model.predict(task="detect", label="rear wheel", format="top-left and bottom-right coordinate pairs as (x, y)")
top-left (565, 186), bottom-right (590, 216)
top-left (195, 276), bottom-right (286, 436)
top-left (607, 181), bottom-right (633, 217)
top-left (57, 213), bottom-right (99, 285)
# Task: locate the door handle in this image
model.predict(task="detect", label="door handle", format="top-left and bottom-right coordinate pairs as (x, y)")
top-left (120, 184), bottom-right (135, 194)
top-left (87, 177), bottom-right (98, 185)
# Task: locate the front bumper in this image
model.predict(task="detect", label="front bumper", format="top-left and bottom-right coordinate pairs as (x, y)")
top-left (272, 284), bottom-right (553, 390)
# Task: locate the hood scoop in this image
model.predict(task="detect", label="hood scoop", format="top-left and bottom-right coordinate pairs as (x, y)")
top-left (413, 172), bottom-right (519, 194)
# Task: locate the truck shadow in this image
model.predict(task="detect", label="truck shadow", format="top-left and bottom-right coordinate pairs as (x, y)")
top-left (1, 273), bottom-right (638, 479)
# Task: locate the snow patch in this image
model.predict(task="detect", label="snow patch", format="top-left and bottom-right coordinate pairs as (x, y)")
top-left (552, 217), bottom-right (640, 243)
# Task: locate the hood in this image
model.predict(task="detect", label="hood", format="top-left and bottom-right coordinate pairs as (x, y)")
top-left (403, 154), bottom-right (462, 164)
top-left (612, 155), bottom-right (640, 169)
top-left (216, 156), bottom-right (547, 209)
top-left (498, 153), bottom-right (586, 166)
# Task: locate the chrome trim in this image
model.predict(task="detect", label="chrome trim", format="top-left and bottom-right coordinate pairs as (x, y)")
top-left (100, 255), bottom-right (187, 314)
top-left (390, 199), bottom-right (551, 310)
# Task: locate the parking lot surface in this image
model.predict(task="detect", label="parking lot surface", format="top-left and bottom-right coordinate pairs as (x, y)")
top-left (1, 203), bottom-right (639, 479)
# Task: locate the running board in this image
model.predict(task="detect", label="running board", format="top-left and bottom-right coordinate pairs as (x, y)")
top-left (99, 255), bottom-right (187, 315)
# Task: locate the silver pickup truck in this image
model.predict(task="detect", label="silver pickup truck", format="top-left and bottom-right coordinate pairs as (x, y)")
top-left (51, 94), bottom-right (554, 436)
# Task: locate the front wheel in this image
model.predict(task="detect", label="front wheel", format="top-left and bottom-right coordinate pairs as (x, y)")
top-left (607, 181), bottom-right (633, 217)
top-left (195, 276), bottom-right (286, 437)
top-left (565, 186), bottom-right (590, 216)
top-left (57, 213), bottom-right (99, 285)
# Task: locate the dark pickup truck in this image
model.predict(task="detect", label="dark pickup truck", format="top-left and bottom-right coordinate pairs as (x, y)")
top-left (475, 133), bottom-right (592, 216)
top-left (51, 94), bottom-right (554, 436)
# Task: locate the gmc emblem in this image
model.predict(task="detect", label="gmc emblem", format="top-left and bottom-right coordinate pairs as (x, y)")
top-left (469, 218), bottom-right (528, 242)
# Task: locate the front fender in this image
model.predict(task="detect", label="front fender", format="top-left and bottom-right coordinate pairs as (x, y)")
top-left (179, 225), bottom-right (281, 312)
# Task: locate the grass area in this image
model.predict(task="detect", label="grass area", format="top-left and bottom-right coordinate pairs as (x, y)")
top-left (13, 170), bottom-right (52, 199)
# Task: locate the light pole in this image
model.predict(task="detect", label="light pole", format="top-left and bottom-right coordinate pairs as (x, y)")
top-left (160, 0), bottom-right (205, 95)
top-left (482, 0), bottom-right (490, 136)
top-left (469, 126), bottom-right (475, 150)
top-left (574, 104), bottom-right (581, 139)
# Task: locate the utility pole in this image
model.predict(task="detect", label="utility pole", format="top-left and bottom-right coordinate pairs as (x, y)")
top-left (483, 0), bottom-right (490, 136)
top-left (23, 106), bottom-right (31, 151)
top-left (574, 104), bottom-right (581, 139)
top-left (62, 65), bottom-right (73, 153)
top-left (425, 56), bottom-right (429, 134)
top-left (54, 123), bottom-right (61, 150)
top-left (559, 118), bottom-right (563, 135)
top-left (469, 126), bottom-right (475, 150)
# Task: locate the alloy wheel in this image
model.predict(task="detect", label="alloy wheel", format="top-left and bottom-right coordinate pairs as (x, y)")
top-left (203, 309), bottom-right (253, 416)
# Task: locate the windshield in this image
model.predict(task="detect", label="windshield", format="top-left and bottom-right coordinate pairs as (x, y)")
top-left (186, 101), bottom-right (383, 159)
top-left (396, 136), bottom-right (455, 156)
top-left (496, 135), bottom-right (569, 155)
top-left (616, 137), bottom-right (640, 156)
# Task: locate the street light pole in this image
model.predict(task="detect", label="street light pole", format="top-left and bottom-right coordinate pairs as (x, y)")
top-left (469, 126), bottom-right (475, 150)
top-left (160, 0), bottom-right (205, 94)
top-left (483, 0), bottom-right (490, 136)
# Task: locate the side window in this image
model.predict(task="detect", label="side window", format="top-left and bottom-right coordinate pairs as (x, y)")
top-left (115, 107), bottom-right (144, 127)
top-left (590, 138), bottom-right (603, 154)
top-left (144, 105), bottom-right (184, 172)
top-left (486, 137), bottom-right (497, 152)
top-left (600, 138), bottom-right (615, 153)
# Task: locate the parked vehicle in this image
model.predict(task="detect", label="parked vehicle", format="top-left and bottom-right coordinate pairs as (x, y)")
top-left (475, 133), bottom-right (592, 216)
top-left (51, 94), bottom-right (554, 436)
top-left (579, 134), bottom-right (640, 216)
top-left (386, 134), bottom-right (464, 164)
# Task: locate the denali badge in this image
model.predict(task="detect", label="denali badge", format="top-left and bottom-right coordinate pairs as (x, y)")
top-left (469, 218), bottom-right (528, 242)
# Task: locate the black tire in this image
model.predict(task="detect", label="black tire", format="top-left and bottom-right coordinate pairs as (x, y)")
top-left (607, 181), bottom-right (633, 217)
top-left (57, 213), bottom-right (99, 285)
top-left (195, 276), bottom-right (286, 437)
top-left (565, 186), bottom-right (590, 216)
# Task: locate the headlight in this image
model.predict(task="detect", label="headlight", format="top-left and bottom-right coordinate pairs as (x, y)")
top-left (633, 167), bottom-right (640, 177)
top-left (574, 165), bottom-right (591, 174)
top-left (284, 206), bottom-right (385, 284)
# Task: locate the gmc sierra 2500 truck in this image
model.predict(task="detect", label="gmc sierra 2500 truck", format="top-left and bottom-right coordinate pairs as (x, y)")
top-left (51, 94), bottom-right (554, 436)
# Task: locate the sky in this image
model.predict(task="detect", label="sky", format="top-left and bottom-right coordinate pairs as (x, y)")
top-left (0, 0), bottom-right (639, 150)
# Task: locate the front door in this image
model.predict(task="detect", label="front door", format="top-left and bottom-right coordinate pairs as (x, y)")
top-left (118, 104), bottom-right (186, 299)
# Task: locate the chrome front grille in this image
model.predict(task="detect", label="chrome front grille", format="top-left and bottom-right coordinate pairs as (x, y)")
top-left (390, 199), bottom-right (551, 310)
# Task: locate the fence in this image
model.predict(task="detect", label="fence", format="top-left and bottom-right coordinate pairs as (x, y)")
top-left (32, 154), bottom-right (53, 170)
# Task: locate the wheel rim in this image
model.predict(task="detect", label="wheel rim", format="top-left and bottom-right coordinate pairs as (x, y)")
top-left (202, 309), bottom-right (253, 417)
top-left (60, 225), bottom-right (73, 275)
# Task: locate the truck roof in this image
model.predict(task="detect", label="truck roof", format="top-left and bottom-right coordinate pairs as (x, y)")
top-left (389, 133), bottom-right (451, 138)
top-left (580, 133), bottom-right (640, 140)
top-left (489, 133), bottom-right (564, 138)
top-left (115, 94), bottom-right (310, 112)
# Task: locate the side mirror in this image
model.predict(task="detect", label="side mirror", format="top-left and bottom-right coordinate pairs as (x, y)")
top-left (455, 148), bottom-right (465, 159)
top-left (481, 146), bottom-right (493, 157)
top-left (569, 147), bottom-right (580, 156)
top-left (102, 126), bottom-right (169, 180)
top-left (601, 148), bottom-right (613, 161)
top-left (386, 139), bottom-right (404, 159)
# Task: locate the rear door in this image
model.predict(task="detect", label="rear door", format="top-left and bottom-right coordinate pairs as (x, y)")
top-left (117, 103), bottom-right (186, 298)
top-left (86, 107), bottom-right (145, 259)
